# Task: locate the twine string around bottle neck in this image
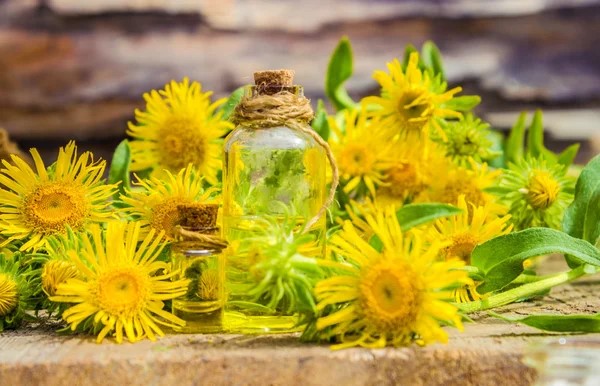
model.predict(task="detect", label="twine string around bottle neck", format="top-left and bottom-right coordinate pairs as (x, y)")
top-left (231, 90), bottom-right (339, 233)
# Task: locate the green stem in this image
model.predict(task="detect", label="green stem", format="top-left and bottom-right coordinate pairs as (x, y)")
top-left (457, 264), bottom-right (593, 313)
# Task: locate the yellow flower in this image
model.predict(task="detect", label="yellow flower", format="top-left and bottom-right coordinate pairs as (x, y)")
top-left (315, 206), bottom-right (471, 349)
top-left (424, 195), bottom-right (513, 302)
top-left (127, 78), bottom-right (233, 185)
top-left (426, 161), bottom-right (506, 215)
top-left (329, 108), bottom-right (394, 196)
top-left (496, 157), bottom-right (575, 230)
top-left (0, 256), bottom-right (31, 331)
top-left (427, 195), bottom-right (512, 263)
top-left (376, 138), bottom-right (450, 205)
top-left (0, 142), bottom-right (117, 251)
top-left (119, 165), bottom-right (216, 240)
top-left (50, 221), bottom-right (189, 343)
top-left (363, 52), bottom-right (462, 140)
top-left (41, 259), bottom-right (79, 297)
top-left (0, 273), bottom-right (17, 317)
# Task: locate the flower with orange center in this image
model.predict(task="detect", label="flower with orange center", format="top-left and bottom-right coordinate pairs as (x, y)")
top-left (363, 52), bottom-right (463, 140)
top-left (328, 108), bottom-right (394, 197)
top-left (0, 142), bottom-right (117, 251)
top-left (127, 78), bottom-right (233, 185)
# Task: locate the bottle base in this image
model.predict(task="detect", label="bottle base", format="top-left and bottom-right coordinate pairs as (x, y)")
top-left (223, 312), bottom-right (301, 334)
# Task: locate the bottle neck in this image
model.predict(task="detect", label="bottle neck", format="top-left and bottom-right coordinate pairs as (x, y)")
top-left (247, 84), bottom-right (304, 97)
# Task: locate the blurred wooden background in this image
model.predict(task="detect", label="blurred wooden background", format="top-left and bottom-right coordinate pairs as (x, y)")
top-left (1, 0), bottom-right (599, 162)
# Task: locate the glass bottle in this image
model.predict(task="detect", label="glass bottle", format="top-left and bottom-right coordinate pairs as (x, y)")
top-left (524, 338), bottom-right (600, 385)
top-left (170, 203), bottom-right (226, 333)
top-left (222, 70), bottom-right (327, 333)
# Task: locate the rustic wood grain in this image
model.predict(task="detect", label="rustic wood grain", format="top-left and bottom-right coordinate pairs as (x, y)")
top-left (0, 256), bottom-right (599, 386)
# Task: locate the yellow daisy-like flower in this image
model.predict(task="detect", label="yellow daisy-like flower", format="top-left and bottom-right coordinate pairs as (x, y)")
top-left (50, 221), bottom-right (189, 343)
top-left (119, 165), bottom-right (216, 240)
top-left (426, 161), bottom-right (506, 215)
top-left (424, 195), bottom-right (513, 302)
top-left (376, 138), bottom-right (450, 205)
top-left (0, 256), bottom-right (31, 331)
top-left (41, 259), bottom-right (79, 297)
top-left (127, 77), bottom-right (233, 185)
top-left (0, 273), bottom-right (17, 317)
top-left (0, 142), bottom-right (117, 251)
top-left (329, 108), bottom-right (394, 197)
top-left (427, 195), bottom-right (512, 263)
top-left (363, 52), bottom-right (462, 139)
top-left (315, 206), bottom-right (471, 349)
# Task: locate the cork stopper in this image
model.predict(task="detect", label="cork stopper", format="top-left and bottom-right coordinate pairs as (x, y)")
top-left (254, 69), bottom-right (294, 87)
top-left (253, 69), bottom-right (296, 95)
top-left (176, 203), bottom-right (219, 230)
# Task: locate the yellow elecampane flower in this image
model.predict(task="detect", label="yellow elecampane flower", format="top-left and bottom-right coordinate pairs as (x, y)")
top-left (427, 195), bottom-right (512, 263)
top-left (425, 160), bottom-right (506, 216)
top-left (127, 77), bottom-right (234, 186)
top-left (328, 108), bottom-right (394, 197)
top-left (119, 165), bottom-right (216, 240)
top-left (0, 141), bottom-right (117, 251)
top-left (363, 52), bottom-right (462, 140)
top-left (50, 221), bottom-right (189, 343)
top-left (315, 206), bottom-right (472, 349)
top-left (376, 137), bottom-right (450, 205)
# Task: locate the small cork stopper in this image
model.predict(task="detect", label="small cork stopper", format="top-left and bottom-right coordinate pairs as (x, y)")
top-left (176, 203), bottom-right (219, 229)
top-left (254, 69), bottom-right (294, 87)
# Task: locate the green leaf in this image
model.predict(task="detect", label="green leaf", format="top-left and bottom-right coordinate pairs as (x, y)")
top-left (325, 36), bottom-right (356, 111)
top-left (557, 143), bottom-right (580, 167)
top-left (396, 203), bottom-right (462, 231)
top-left (442, 95), bottom-right (481, 111)
top-left (220, 86), bottom-right (246, 121)
top-left (494, 312), bottom-right (600, 333)
top-left (472, 227), bottom-right (600, 294)
top-left (563, 154), bottom-right (600, 245)
top-left (504, 112), bottom-right (527, 164)
top-left (108, 139), bottom-right (131, 200)
top-left (311, 99), bottom-right (330, 140)
top-left (420, 41), bottom-right (445, 80)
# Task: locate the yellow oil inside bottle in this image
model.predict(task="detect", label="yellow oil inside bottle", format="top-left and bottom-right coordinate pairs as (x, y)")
top-left (171, 247), bottom-right (225, 333)
top-left (222, 215), bottom-right (325, 334)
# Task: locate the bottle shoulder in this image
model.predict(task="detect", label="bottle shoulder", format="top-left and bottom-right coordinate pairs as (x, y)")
top-left (224, 124), bottom-right (323, 152)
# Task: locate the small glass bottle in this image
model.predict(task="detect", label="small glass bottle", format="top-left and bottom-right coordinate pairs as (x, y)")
top-left (170, 203), bottom-right (226, 333)
top-left (524, 338), bottom-right (600, 385)
top-left (222, 70), bottom-right (327, 333)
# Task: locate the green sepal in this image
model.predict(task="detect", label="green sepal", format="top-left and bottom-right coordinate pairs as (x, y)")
top-left (563, 154), bottom-right (600, 247)
top-left (401, 44), bottom-right (419, 70)
top-left (312, 99), bottom-right (330, 140)
top-left (396, 203), bottom-right (462, 231)
top-left (325, 36), bottom-right (356, 111)
top-left (420, 41), bottom-right (445, 80)
top-left (220, 86), bottom-right (246, 121)
top-left (504, 112), bottom-right (527, 165)
top-left (486, 129), bottom-right (505, 168)
top-left (472, 227), bottom-right (600, 294)
top-left (442, 95), bottom-right (481, 112)
top-left (557, 143), bottom-right (580, 167)
top-left (108, 139), bottom-right (131, 207)
top-left (491, 311), bottom-right (600, 333)
top-left (526, 110), bottom-right (557, 162)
